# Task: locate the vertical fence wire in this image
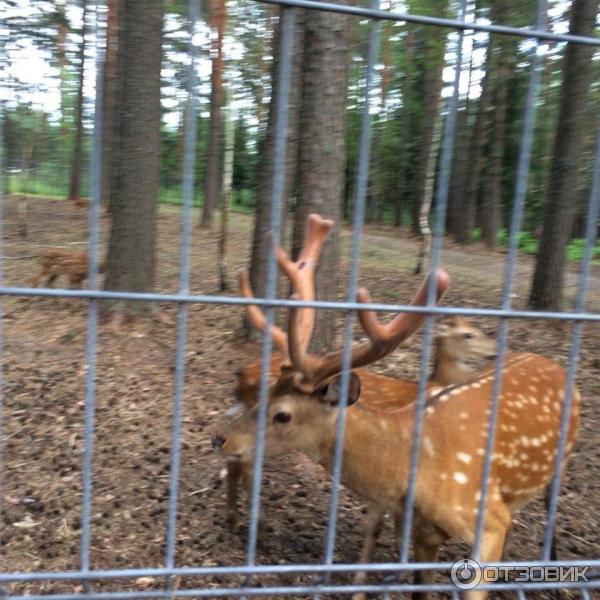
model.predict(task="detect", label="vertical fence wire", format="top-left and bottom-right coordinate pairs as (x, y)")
top-left (164, 0), bottom-right (200, 572)
top-left (80, 0), bottom-right (105, 575)
top-left (541, 106), bottom-right (600, 560)
top-left (322, 0), bottom-right (380, 571)
top-left (398, 0), bottom-right (466, 564)
top-left (472, 0), bottom-right (546, 559)
top-left (245, 6), bottom-right (295, 569)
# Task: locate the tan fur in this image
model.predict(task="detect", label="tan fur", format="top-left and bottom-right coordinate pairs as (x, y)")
top-left (30, 248), bottom-right (105, 289)
top-left (229, 319), bottom-right (496, 542)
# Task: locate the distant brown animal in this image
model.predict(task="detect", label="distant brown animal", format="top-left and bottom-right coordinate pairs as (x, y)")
top-left (30, 248), bottom-right (105, 288)
top-left (73, 197), bottom-right (89, 209)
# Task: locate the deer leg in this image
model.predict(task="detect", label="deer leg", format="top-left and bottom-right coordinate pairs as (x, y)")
top-left (352, 505), bottom-right (385, 600)
top-left (45, 273), bottom-right (58, 288)
top-left (463, 527), bottom-right (507, 600)
top-left (411, 523), bottom-right (446, 600)
top-left (225, 460), bottom-right (243, 532)
top-left (30, 270), bottom-right (44, 288)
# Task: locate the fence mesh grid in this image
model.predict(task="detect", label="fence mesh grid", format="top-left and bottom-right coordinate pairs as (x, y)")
top-left (1, 0), bottom-right (599, 597)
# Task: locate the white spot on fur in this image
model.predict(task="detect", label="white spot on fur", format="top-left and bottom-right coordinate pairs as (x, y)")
top-left (454, 472), bottom-right (468, 484)
top-left (457, 452), bottom-right (472, 464)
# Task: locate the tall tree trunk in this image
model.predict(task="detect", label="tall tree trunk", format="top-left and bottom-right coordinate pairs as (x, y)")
top-left (445, 105), bottom-right (468, 235)
top-left (530, 0), bottom-right (600, 310)
top-left (446, 12), bottom-right (476, 237)
top-left (104, 0), bottom-right (162, 303)
top-left (101, 0), bottom-right (120, 210)
top-left (454, 42), bottom-right (492, 244)
top-left (410, 11), bottom-right (447, 234)
top-left (67, 0), bottom-right (87, 202)
top-left (219, 95), bottom-right (234, 292)
top-left (247, 9), bottom-right (305, 311)
top-left (292, 4), bottom-right (353, 350)
top-left (200, 0), bottom-right (226, 228)
top-left (414, 101), bottom-right (443, 274)
top-left (394, 29), bottom-right (415, 228)
top-left (481, 20), bottom-right (510, 250)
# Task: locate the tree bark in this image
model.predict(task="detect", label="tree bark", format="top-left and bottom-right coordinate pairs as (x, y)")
top-left (67, 0), bottom-right (87, 202)
top-left (409, 11), bottom-right (447, 234)
top-left (101, 0), bottom-right (120, 210)
top-left (219, 95), bottom-right (234, 292)
top-left (414, 100), bottom-right (443, 274)
top-left (481, 19), bottom-right (511, 250)
top-left (291, 4), bottom-right (353, 350)
top-left (529, 0), bottom-right (600, 310)
top-left (200, 0), bottom-right (226, 228)
top-left (454, 42), bottom-right (492, 244)
top-left (247, 9), bottom-right (305, 307)
top-left (394, 29), bottom-right (415, 228)
top-left (104, 0), bottom-right (162, 301)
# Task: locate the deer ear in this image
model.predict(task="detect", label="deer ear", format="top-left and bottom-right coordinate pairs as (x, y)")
top-left (319, 372), bottom-right (361, 407)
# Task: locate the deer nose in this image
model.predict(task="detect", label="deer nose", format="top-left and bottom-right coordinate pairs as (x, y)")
top-left (212, 434), bottom-right (226, 449)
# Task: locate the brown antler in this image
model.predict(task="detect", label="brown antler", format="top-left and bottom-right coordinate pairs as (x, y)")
top-left (239, 270), bottom-right (289, 361)
top-left (288, 269), bottom-right (450, 385)
top-left (275, 214), bottom-right (335, 355)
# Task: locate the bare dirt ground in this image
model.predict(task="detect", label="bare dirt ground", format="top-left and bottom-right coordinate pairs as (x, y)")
top-left (1, 196), bottom-right (599, 599)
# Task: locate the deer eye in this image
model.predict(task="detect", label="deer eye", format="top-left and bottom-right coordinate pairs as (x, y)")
top-left (463, 332), bottom-right (474, 339)
top-left (273, 411), bottom-right (292, 424)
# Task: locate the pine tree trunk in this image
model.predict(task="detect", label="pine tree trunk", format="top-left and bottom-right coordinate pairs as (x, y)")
top-left (410, 14), bottom-right (447, 234)
top-left (292, 4), bottom-right (353, 350)
top-left (104, 0), bottom-right (162, 303)
top-left (482, 24), bottom-right (510, 250)
top-left (414, 101), bottom-right (443, 275)
top-left (394, 29), bottom-right (415, 228)
top-left (530, 0), bottom-right (600, 310)
top-left (67, 0), bottom-right (87, 202)
top-left (219, 95), bottom-right (234, 292)
top-left (454, 43), bottom-right (492, 244)
top-left (101, 0), bottom-right (119, 210)
top-left (247, 9), bottom-right (305, 308)
top-left (200, 0), bottom-right (226, 228)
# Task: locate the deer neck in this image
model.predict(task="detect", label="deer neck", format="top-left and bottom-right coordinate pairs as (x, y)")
top-left (430, 342), bottom-right (474, 387)
top-left (315, 406), bottom-right (413, 510)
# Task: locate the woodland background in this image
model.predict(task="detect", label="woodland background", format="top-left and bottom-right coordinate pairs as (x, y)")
top-left (2, 0), bottom-right (600, 344)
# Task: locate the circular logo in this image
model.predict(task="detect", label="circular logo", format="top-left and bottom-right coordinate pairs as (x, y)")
top-left (451, 558), bottom-right (482, 590)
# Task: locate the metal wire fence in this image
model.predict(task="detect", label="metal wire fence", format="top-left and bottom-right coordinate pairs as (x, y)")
top-left (1, 0), bottom-right (599, 598)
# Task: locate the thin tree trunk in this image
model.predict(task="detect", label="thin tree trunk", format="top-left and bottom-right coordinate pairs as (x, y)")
top-left (104, 0), bottom-right (162, 307)
top-left (394, 29), bottom-right (415, 228)
top-left (247, 9), bottom-right (305, 311)
top-left (454, 42), bottom-right (492, 244)
top-left (101, 0), bottom-right (119, 210)
top-left (530, 0), bottom-right (600, 310)
top-left (200, 0), bottom-right (226, 228)
top-left (292, 4), bottom-right (353, 350)
top-left (68, 0), bottom-right (87, 202)
top-left (219, 95), bottom-right (234, 292)
top-left (410, 13), bottom-right (447, 234)
top-left (481, 22), bottom-right (510, 250)
top-left (414, 101), bottom-right (443, 275)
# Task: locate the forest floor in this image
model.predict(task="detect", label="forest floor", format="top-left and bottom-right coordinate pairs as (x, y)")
top-left (1, 196), bottom-right (599, 599)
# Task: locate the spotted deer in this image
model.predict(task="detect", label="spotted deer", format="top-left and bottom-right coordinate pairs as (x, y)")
top-left (214, 214), bottom-right (580, 599)
top-left (30, 248), bottom-right (105, 289)
top-left (227, 265), bottom-right (497, 533)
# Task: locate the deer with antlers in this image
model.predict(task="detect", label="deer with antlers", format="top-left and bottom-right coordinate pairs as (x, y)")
top-left (227, 272), bottom-right (498, 536)
top-left (213, 214), bottom-right (580, 599)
